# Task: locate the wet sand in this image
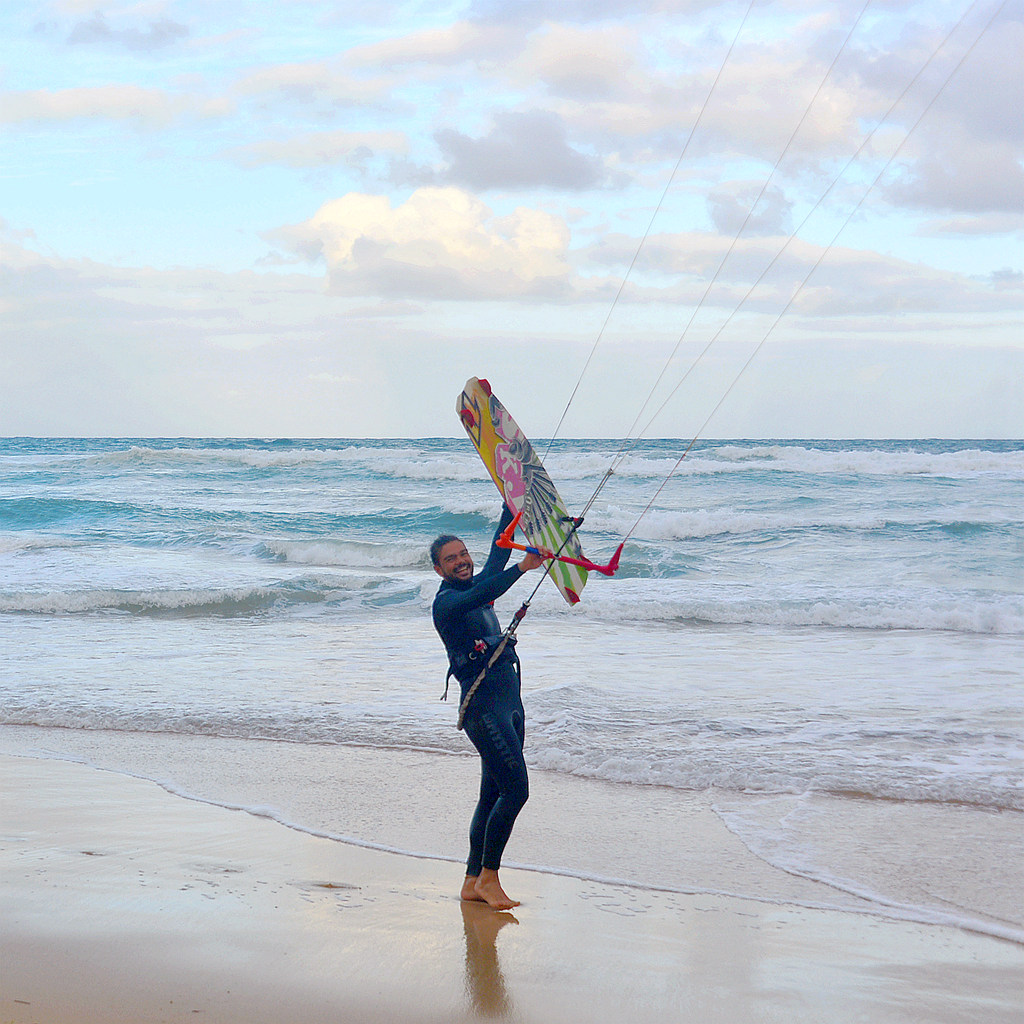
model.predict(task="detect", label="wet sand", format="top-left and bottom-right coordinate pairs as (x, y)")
top-left (2, 754), bottom-right (1021, 1024)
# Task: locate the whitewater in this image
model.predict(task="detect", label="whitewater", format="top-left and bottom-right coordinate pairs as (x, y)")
top-left (1, 437), bottom-right (1021, 942)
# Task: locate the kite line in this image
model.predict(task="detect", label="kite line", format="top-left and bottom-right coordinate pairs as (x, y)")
top-left (531, 0), bottom-right (1007, 560)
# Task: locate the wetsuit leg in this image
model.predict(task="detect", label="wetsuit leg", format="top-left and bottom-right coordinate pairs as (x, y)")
top-left (466, 759), bottom-right (500, 877)
top-left (462, 685), bottom-right (528, 875)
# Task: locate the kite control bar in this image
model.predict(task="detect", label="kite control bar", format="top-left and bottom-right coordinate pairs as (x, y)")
top-left (497, 510), bottom-right (623, 577)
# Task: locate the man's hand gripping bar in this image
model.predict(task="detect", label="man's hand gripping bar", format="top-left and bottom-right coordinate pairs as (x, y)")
top-left (496, 510), bottom-right (622, 577)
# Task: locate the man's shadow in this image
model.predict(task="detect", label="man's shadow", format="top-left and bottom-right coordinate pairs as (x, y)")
top-left (460, 901), bottom-right (518, 1018)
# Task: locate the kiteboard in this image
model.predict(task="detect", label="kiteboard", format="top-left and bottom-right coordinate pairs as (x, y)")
top-left (457, 377), bottom-right (588, 605)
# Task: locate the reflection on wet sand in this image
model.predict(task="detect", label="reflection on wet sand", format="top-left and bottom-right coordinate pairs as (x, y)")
top-left (461, 901), bottom-right (518, 1018)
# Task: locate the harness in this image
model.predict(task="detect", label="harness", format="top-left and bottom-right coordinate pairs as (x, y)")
top-left (442, 602), bottom-right (530, 730)
top-left (435, 511), bottom-right (578, 730)
top-left (440, 633), bottom-right (517, 702)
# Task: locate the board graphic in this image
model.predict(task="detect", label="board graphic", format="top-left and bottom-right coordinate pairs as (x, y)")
top-left (457, 377), bottom-right (588, 605)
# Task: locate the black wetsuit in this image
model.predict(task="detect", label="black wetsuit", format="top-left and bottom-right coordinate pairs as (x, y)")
top-left (432, 505), bottom-right (529, 876)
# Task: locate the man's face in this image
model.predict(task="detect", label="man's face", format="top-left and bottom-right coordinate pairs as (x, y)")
top-left (434, 539), bottom-right (474, 582)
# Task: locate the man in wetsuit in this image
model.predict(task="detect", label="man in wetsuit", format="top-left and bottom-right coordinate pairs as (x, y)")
top-left (431, 503), bottom-right (543, 910)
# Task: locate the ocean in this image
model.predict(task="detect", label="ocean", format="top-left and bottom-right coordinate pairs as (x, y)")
top-left (1, 436), bottom-right (1021, 943)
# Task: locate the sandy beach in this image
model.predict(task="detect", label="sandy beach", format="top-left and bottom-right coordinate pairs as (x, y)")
top-left (2, 753), bottom-right (1021, 1024)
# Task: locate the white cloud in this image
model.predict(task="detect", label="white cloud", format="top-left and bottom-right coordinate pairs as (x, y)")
top-left (0, 84), bottom-right (185, 125)
top-left (467, 0), bottom-right (723, 28)
top-left (429, 110), bottom-right (609, 190)
top-left (0, 238), bottom-right (397, 435)
top-left (233, 61), bottom-right (390, 108)
top-left (887, 132), bottom-right (1024, 215)
top-left (697, 52), bottom-right (864, 161)
top-left (922, 212), bottom-right (1024, 236)
top-left (990, 267), bottom-right (1024, 290)
top-left (489, 7), bottom-right (870, 165)
top-left (269, 187), bottom-right (574, 299)
top-left (1, 224), bottom-right (1021, 438)
top-left (344, 19), bottom-right (523, 69)
top-left (514, 23), bottom-right (643, 101)
top-left (227, 129), bottom-right (408, 168)
top-left (4, 2), bottom-right (1021, 437)
top-left (863, 9), bottom-right (1024, 151)
top-left (66, 11), bottom-right (189, 51)
top-left (578, 228), bottom-right (1024, 322)
top-left (707, 181), bottom-right (793, 237)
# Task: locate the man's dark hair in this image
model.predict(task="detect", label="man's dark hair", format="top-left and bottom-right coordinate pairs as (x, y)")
top-left (430, 534), bottom-right (461, 568)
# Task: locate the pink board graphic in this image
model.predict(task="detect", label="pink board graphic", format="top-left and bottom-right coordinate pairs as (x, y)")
top-left (458, 377), bottom-right (588, 605)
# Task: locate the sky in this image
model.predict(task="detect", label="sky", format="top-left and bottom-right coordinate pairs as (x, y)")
top-left (1, 0), bottom-right (1022, 439)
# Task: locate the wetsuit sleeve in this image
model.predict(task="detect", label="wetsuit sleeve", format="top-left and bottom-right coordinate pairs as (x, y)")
top-left (433, 562), bottom-right (523, 620)
top-left (478, 503), bottom-right (516, 578)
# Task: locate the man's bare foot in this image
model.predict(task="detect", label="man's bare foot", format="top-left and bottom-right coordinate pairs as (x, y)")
top-left (461, 875), bottom-right (486, 902)
top-left (473, 869), bottom-right (520, 910)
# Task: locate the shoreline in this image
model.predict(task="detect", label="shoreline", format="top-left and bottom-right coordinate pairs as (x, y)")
top-left (3, 753), bottom-right (1022, 1023)
top-left (3, 723), bottom-right (1021, 943)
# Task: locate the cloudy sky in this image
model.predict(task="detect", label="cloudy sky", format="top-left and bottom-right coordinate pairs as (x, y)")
top-left (2, 0), bottom-right (1021, 439)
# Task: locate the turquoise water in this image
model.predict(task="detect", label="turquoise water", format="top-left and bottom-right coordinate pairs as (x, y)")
top-left (2, 437), bottom-right (1022, 940)
top-left (1, 436), bottom-right (1021, 799)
